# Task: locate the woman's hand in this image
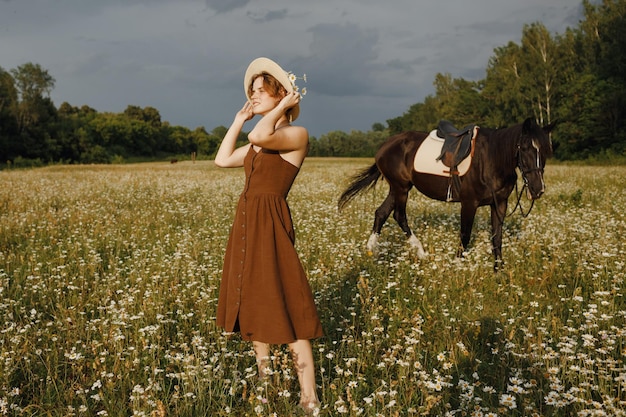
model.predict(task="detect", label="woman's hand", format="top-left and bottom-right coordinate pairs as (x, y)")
top-left (279, 91), bottom-right (301, 112)
top-left (235, 101), bottom-right (255, 122)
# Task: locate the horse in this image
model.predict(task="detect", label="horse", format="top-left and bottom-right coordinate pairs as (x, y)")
top-left (338, 117), bottom-right (555, 269)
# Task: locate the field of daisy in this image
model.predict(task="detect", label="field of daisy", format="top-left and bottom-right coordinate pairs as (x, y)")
top-left (0, 159), bottom-right (624, 416)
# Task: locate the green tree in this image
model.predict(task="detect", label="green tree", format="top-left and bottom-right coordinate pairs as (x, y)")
top-left (433, 73), bottom-right (487, 126)
top-left (518, 23), bottom-right (561, 125)
top-left (387, 95), bottom-right (439, 135)
top-left (371, 122), bottom-right (386, 132)
top-left (161, 124), bottom-right (189, 154)
top-left (124, 105), bottom-right (162, 127)
top-left (579, 0), bottom-right (626, 155)
top-left (482, 42), bottom-right (529, 127)
top-left (0, 67), bottom-right (19, 162)
top-left (10, 63), bottom-right (55, 133)
top-left (5, 63), bottom-right (58, 161)
top-left (190, 125), bottom-right (243, 158)
top-left (552, 0), bottom-right (626, 159)
top-left (0, 67), bottom-right (17, 116)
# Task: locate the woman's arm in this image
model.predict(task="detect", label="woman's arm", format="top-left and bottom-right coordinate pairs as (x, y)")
top-left (214, 102), bottom-right (254, 168)
top-left (248, 92), bottom-right (307, 152)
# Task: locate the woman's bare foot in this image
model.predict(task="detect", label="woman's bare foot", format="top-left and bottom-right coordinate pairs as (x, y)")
top-left (298, 399), bottom-right (321, 415)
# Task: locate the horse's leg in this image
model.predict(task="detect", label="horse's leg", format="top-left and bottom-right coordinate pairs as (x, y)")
top-left (458, 202), bottom-right (478, 257)
top-left (366, 192), bottom-right (395, 255)
top-left (392, 187), bottom-right (427, 259)
top-left (490, 199), bottom-right (508, 270)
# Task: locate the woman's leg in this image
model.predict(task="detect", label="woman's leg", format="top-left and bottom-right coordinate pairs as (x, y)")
top-left (288, 339), bottom-right (320, 408)
top-left (253, 341), bottom-right (271, 379)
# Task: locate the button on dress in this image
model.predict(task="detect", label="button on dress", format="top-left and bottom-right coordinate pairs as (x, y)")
top-left (216, 146), bottom-right (323, 344)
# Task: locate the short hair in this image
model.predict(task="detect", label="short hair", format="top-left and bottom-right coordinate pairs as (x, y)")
top-left (248, 72), bottom-right (295, 119)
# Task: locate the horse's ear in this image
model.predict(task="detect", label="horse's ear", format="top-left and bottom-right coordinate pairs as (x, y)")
top-left (544, 119), bottom-right (558, 134)
top-left (522, 117), bottom-right (535, 133)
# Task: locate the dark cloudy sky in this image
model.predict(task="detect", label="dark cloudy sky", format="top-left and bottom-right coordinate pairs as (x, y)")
top-left (1, 0), bottom-right (582, 137)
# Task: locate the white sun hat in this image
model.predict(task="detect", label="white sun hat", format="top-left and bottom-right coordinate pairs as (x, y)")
top-left (244, 57), bottom-right (300, 121)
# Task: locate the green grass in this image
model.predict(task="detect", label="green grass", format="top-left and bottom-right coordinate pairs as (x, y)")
top-left (0, 160), bottom-right (624, 416)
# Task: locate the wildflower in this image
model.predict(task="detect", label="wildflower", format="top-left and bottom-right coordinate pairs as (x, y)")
top-left (499, 393), bottom-right (517, 409)
top-left (547, 367), bottom-right (560, 375)
top-left (544, 391), bottom-right (560, 406)
top-left (458, 379), bottom-right (470, 390)
top-left (508, 384), bottom-right (526, 394)
top-left (287, 71), bottom-right (307, 98)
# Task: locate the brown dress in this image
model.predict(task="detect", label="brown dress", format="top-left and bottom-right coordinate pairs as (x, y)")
top-left (216, 146), bottom-right (323, 344)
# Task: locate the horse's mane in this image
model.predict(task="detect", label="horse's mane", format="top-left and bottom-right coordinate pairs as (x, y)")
top-left (482, 124), bottom-right (522, 170)
top-left (481, 120), bottom-right (552, 171)
top-left (534, 126), bottom-right (554, 159)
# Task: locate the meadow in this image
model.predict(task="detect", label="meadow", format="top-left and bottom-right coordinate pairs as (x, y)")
top-left (0, 159), bottom-right (624, 416)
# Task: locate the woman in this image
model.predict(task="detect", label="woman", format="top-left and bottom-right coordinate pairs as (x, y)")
top-left (215, 57), bottom-right (323, 413)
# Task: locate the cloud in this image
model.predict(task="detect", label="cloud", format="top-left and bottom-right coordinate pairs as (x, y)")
top-left (298, 22), bottom-right (379, 97)
top-left (0, 0), bottom-right (583, 137)
top-left (205, 0), bottom-right (249, 14)
top-left (246, 8), bottom-right (289, 23)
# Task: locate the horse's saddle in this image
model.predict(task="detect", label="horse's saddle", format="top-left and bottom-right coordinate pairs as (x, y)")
top-left (436, 120), bottom-right (478, 170)
top-left (413, 121), bottom-right (479, 201)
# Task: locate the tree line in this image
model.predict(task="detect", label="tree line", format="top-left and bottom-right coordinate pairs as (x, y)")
top-left (1, 0), bottom-right (625, 167)
top-left (0, 63), bottom-right (231, 167)
top-left (380, 0), bottom-right (626, 162)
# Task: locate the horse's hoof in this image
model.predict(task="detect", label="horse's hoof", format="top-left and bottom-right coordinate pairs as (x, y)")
top-left (366, 233), bottom-right (379, 257)
top-left (493, 259), bottom-right (504, 272)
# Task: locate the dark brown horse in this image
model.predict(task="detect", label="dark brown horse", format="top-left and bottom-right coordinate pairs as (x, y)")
top-left (338, 118), bottom-right (555, 269)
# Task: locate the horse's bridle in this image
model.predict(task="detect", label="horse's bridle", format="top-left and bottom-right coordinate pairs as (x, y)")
top-left (516, 140), bottom-right (544, 186)
top-left (482, 135), bottom-right (545, 229)
top-left (511, 140), bottom-right (544, 217)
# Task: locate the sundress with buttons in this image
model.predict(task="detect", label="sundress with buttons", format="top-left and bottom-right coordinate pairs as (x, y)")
top-left (216, 146), bottom-right (323, 344)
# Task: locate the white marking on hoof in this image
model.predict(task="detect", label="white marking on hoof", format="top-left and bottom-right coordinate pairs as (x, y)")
top-left (366, 233), bottom-right (379, 256)
top-left (408, 234), bottom-right (427, 259)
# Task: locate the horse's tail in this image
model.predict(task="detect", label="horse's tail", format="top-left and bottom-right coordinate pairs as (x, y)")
top-left (338, 163), bottom-right (381, 210)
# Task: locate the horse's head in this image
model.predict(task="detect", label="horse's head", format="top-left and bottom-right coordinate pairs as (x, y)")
top-left (517, 118), bottom-right (556, 200)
